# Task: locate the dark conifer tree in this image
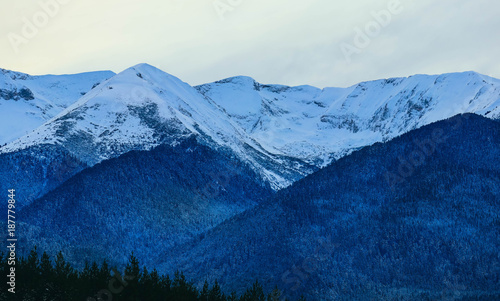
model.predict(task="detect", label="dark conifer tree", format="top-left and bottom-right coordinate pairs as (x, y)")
top-left (200, 280), bottom-right (210, 301)
top-left (240, 280), bottom-right (266, 301)
top-left (208, 279), bottom-right (225, 301)
top-left (267, 286), bottom-right (282, 301)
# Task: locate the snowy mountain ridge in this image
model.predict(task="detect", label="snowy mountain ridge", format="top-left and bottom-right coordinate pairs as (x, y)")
top-left (0, 68), bottom-right (115, 145)
top-left (196, 70), bottom-right (500, 167)
top-left (2, 64), bottom-right (500, 190)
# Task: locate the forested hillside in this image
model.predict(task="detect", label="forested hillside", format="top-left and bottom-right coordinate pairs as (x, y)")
top-left (16, 136), bottom-right (273, 268)
top-left (158, 114), bottom-right (500, 300)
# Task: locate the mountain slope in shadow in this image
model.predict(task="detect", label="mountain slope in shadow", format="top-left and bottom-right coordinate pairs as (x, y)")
top-left (159, 114), bottom-right (500, 300)
top-left (16, 136), bottom-right (273, 268)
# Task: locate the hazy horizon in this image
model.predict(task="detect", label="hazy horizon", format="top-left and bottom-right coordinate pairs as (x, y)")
top-left (1, 0), bottom-right (499, 88)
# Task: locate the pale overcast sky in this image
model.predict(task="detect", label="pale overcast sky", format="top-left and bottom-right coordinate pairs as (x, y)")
top-left (0, 0), bottom-right (499, 88)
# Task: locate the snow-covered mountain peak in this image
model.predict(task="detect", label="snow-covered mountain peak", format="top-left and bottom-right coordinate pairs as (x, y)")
top-left (127, 63), bottom-right (189, 87)
top-left (56, 64), bottom-right (205, 116)
top-left (2, 66), bottom-right (206, 155)
top-left (214, 75), bottom-right (258, 86)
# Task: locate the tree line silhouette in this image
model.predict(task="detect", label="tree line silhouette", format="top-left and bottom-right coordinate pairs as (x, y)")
top-left (0, 246), bottom-right (305, 301)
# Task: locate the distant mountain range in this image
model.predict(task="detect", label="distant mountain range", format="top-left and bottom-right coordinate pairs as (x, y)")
top-left (1, 64), bottom-right (499, 208)
top-left (0, 65), bottom-right (499, 299)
